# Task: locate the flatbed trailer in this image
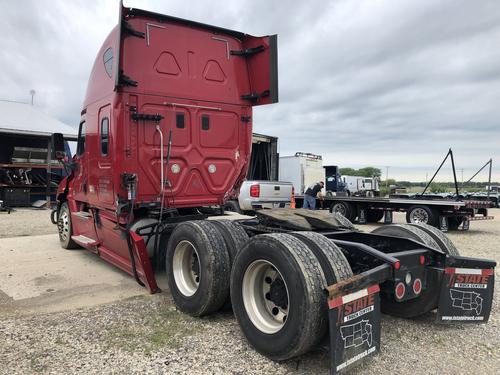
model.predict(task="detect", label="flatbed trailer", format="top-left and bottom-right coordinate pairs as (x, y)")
top-left (293, 194), bottom-right (493, 230)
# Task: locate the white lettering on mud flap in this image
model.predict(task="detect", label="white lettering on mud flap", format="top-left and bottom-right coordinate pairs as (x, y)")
top-left (328, 284), bottom-right (381, 375)
top-left (437, 268), bottom-right (494, 323)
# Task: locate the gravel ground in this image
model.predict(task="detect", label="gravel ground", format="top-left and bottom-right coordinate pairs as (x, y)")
top-left (1, 209), bottom-right (499, 374)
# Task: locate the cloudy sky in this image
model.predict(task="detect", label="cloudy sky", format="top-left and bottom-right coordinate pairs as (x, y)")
top-left (1, 0), bottom-right (499, 182)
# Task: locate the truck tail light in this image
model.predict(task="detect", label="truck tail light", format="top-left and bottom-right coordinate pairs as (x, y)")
top-left (395, 282), bottom-right (405, 300)
top-left (413, 278), bottom-right (422, 295)
top-left (419, 255), bottom-right (426, 265)
top-left (250, 184), bottom-right (260, 198)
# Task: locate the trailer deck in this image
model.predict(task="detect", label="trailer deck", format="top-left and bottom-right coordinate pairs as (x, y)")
top-left (293, 194), bottom-right (493, 230)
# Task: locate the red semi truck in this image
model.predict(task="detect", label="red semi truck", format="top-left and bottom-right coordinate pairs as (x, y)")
top-left (51, 3), bottom-right (496, 374)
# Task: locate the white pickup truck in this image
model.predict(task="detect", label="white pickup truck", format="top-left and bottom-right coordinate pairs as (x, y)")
top-left (225, 180), bottom-right (293, 213)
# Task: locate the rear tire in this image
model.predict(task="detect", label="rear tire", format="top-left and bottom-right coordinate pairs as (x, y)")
top-left (371, 224), bottom-right (444, 317)
top-left (407, 223), bottom-right (459, 256)
top-left (406, 205), bottom-right (439, 227)
top-left (366, 210), bottom-right (384, 223)
top-left (447, 217), bottom-right (464, 231)
top-left (166, 221), bottom-right (230, 316)
top-left (57, 202), bottom-right (79, 249)
top-left (289, 231), bottom-right (353, 284)
top-left (330, 201), bottom-right (356, 222)
top-left (231, 233), bottom-right (328, 360)
top-left (210, 220), bottom-right (249, 263)
top-left (211, 220), bottom-right (250, 310)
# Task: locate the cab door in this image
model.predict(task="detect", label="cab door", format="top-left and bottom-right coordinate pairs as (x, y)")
top-left (94, 105), bottom-right (114, 208)
top-left (70, 118), bottom-right (98, 244)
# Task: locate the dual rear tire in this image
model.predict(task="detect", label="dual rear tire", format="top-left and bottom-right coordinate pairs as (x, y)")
top-left (166, 221), bottom-right (353, 361)
top-left (230, 233), bottom-right (352, 360)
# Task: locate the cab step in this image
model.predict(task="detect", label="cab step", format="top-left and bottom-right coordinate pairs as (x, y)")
top-left (71, 235), bottom-right (99, 247)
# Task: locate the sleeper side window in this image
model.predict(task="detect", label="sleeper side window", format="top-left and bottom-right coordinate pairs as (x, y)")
top-left (176, 113), bottom-right (185, 129)
top-left (101, 118), bottom-right (109, 156)
top-left (76, 121), bottom-right (86, 155)
top-left (103, 48), bottom-right (113, 78)
top-left (201, 115), bottom-right (210, 130)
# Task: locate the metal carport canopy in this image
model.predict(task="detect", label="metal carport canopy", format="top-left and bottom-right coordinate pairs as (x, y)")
top-left (0, 100), bottom-right (77, 141)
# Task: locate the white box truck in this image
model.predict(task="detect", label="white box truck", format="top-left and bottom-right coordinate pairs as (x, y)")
top-left (279, 152), bottom-right (325, 195)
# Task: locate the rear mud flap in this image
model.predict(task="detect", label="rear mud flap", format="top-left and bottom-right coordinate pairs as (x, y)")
top-left (328, 285), bottom-right (381, 374)
top-left (129, 231), bottom-right (159, 294)
top-left (437, 268), bottom-right (494, 323)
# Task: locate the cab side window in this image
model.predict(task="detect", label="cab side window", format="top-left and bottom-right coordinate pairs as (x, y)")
top-left (76, 121), bottom-right (86, 155)
top-left (101, 118), bottom-right (109, 156)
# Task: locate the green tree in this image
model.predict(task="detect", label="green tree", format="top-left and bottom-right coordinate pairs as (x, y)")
top-left (429, 182), bottom-right (447, 193)
top-left (357, 167), bottom-right (382, 178)
top-left (339, 167), bottom-right (381, 177)
top-left (339, 167), bottom-right (357, 176)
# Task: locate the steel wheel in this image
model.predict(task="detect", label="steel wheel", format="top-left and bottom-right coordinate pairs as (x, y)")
top-left (409, 207), bottom-right (429, 223)
top-left (58, 210), bottom-right (70, 242)
top-left (242, 260), bottom-right (289, 334)
top-left (332, 202), bottom-right (347, 216)
top-left (172, 240), bottom-right (201, 297)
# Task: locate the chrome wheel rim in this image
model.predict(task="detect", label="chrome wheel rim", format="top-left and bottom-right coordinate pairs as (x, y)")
top-left (409, 208), bottom-right (429, 223)
top-left (333, 203), bottom-right (347, 216)
top-left (58, 210), bottom-right (70, 242)
top-left (172, 240), bottom-right (200, 297)
top-left (242, 260), bottom-right (289, 334)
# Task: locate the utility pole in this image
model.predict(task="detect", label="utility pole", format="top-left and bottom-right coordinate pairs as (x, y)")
top-left (30, 89), bottom-right (36, 105)
top-left (385, 166), bottom-right (389, 188)
top-left (459, 168), bottom-right (464, 187)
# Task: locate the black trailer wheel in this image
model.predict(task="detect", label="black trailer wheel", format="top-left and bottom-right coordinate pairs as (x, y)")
top-left (330, 201), bottom-right (356, 222)
top-left (366, 209), bottom-right (384, 223)
top-left (231, 233), bottom-right (327, 360)
top-left (447, 217), bottom-right (464, 231)
top-left (407, 223), bottom-right (459, 256)
top-left (57, 202), bottom-right (79, 249)
top-left (224, 200), bottom-right (242, 214)
top-left (289, 231), bottom-right (353, 284)
top-left (371, 224), bottom-right (443, 318)
top-left (166, 221), bottom-right (230, 317)
top-left (331, 212), bottom-right (355, 229)
top-left (406, 205), bottom-right (439, 227)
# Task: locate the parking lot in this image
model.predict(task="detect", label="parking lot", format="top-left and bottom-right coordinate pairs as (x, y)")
top-left (1, 209), bottom-right (499, 374)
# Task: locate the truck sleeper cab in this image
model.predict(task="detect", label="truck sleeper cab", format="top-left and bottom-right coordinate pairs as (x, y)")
top-left (52, 3), bottom-right (496, 374)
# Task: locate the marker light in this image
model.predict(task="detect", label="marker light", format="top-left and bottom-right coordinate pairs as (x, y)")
top-left (413, 279), bottom-right (422, 295)
top-left (395, 282), bottom-right (406, 300)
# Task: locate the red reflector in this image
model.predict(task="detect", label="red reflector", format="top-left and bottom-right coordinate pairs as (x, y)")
top-left (395, 282), bottom-right (405, 299)
top-left (413, 278), bottom-right (422, 294)
top-left (250, 184), bottom-right (260, 198)
top-left (419, 255), bottom-right (425, 265)
top-left (393, 261), bottom-right (401, 270)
